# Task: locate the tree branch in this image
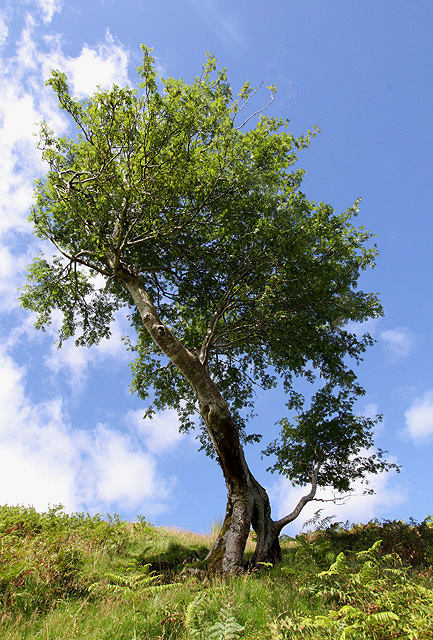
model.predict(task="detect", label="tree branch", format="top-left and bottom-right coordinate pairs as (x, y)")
top-left (234, 83), bottom-right (276, 130)
top-left (48, 237), bottom-right (112, 277)
top-left (273, 463), bottom-right (320, 534)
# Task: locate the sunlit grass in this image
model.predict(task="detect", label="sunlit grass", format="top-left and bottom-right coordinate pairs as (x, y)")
top-left (1, 505), bottom-right (432, 639)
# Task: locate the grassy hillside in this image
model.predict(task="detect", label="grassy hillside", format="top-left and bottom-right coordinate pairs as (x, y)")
top-left (1, 505), bottom-right (433, 639)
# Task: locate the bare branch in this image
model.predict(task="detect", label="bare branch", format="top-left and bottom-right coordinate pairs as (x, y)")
top-left (232, 82), bottom-right (264, 120)
top-left (235, 85), bottom-right (275, 131)
top-left (274, 463), bottom-right (320, 533)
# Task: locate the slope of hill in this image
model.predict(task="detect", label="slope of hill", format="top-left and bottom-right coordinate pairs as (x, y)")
top-left (1, 505), bottom-right (433, 639)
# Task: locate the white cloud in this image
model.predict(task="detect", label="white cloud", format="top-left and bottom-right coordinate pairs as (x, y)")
top-left (39, 29), bottom-right (130, 98)
top-left (0, 348), bottom-right (80, 510)
top-left (0, 19), bottom-right (130, 238)
top-left (44, 337), bottom-right (92, 389)
top-left (363, 402), bottom-right (379, 419)
top-left (0, 17), bottom-right (132, 379)
top-left (362, 402), bottom-right (385, 436)
top-left (68, 37), bottom-right (129, 97)
top-left (0, 342), bottom-right (175, 517)
top-left (43, 307), bottom-right (131, 392)
top-left (0, 9), bottom-right (9, 46)
top-left (16, 13), bottom-right (38, 70)
top-left (0, 246), bottom-right (31, 311)
top-left (345, 318), bottom-right (380, 338)
top-left (0, 3), bottom-right (178, 523)
top-left (87, 425), bottom-right (165, 509)
top-left (0, 88), bottom-right (45, 235)
top-left (346, 321), bottom-right (416, 360)
top-left (0, 22), bottom-right (65, 236)
top-left (129, 409), bottom-right (185, 454)
top-left (36, 0), bottom-right (63, 23)
top-left (380, 326), bottom-right (416, 359)
top-left (272, 463), bottom-right (405, 536)
top-left (404, 391), bottom-right (433, 443)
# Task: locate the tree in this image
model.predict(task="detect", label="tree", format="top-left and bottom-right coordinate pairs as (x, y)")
top-left (21, 47), bottom-right (397, 573)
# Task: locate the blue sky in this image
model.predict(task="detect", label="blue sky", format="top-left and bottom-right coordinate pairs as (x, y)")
top-left (0, 0), bottom-right (432, 535)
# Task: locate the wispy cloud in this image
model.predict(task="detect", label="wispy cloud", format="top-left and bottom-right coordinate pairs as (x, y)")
top-left (0, 8), bottom-right (9, 45)
top-left (43, 308), bottom-right (132, 393)
top-left (81, 423), bottom-right (170, 514)
top-left (404, 391), bottom-right (433, 443)
top-left (0, 18), bottom-right (130, 236)
top-left (0, 11), bottom-right (133, 376)
top-left (345, 318), bottom-right (380, 338)
top-left (0, 246), bottom-right (32, 312)
top-left (362, 402), bottom-right (385, 436)
top-left (346, 321), bottom-right (416, 360)
top-left (186, 0), bottom-right (247, 50)
top-left (39, 28), bottom-right (130, 98)
top-left (129, 409), bottom-right (185, 454)
top-left (380, 326), bottom-right (416, 359)
top-left (35, 0), bottom-right (63, 24)
top-left (0, 347), bottom-right (79, 511)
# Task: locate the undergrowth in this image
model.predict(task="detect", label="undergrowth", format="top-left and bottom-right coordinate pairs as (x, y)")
top-left (273, 540), bottom-right (433, 639)
top-left (1, 505), bottom-right (432, 639)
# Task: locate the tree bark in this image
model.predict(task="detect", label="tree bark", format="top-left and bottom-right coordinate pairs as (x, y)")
top-left (114, 264), bottom-right (311, 572)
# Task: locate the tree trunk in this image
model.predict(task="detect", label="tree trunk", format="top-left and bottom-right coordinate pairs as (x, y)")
top-left (115, 265), bottom-right (285, 572)
top-left (206, 471), bottom-right (282, 572)
top-left (249, 476), bottom-right (282, 566)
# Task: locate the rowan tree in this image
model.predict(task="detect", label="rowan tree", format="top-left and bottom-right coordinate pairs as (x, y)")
top-left (21, 47), bottom-right (396, 573)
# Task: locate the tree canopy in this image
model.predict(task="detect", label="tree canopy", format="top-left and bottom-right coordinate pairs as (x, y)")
top-left (21, 47), bottom-right (397, 572)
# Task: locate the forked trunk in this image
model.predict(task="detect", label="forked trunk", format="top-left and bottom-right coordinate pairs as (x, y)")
top-left (250, 477), bottom-right (282, 566)
top-left (206, 472), bottom-right (282, 573)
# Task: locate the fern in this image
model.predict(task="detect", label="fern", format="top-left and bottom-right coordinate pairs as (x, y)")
top-left (273, 541), bottom-right (433, 639)
top-left (88, 566), bottom-right (181, 601)
top-left (185, 588), bottom-right (244, 640)
top-left (105, 570), bottom-right (157, 588)
top-left (302, 509), bottom-right (325, 529)
top-left (144, 582), bottom-right (181, 594)
top-left (207, 602), bottom-right (245, 639)
top-left (369, 611), bottom-right (400, 624)
top-left (185, 590), bottom-right (209, 639)
top-left (319, 551), bottom-right (348, 576)
top-left (356, 539), bottom-right (382, 560)
top-left (303, 509), bottom-right (338, 532)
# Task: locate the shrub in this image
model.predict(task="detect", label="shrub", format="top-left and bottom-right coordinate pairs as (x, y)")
top-left (299, 517), bottom-right (433, 567)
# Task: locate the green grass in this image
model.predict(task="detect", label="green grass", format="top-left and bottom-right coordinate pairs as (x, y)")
top-left (1, 505), bottom-right (433, 639)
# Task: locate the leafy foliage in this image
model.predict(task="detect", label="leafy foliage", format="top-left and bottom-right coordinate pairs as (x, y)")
top-left (264, 385), bottom-right (396, 493)
top-left (0, 504), bottom-right (153, 614)
top-left (274, 540), bottom-right (433, 639)
top-left (206, 603), bottom-right (245, 640)
top-left (20, 46), bottom-right (389, 496)
top-left (300, 516), bottom-right (433, 567)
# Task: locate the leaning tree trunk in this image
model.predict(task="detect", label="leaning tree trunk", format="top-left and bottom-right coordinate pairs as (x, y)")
top-left (115, 264), bottom-right (289, 572)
